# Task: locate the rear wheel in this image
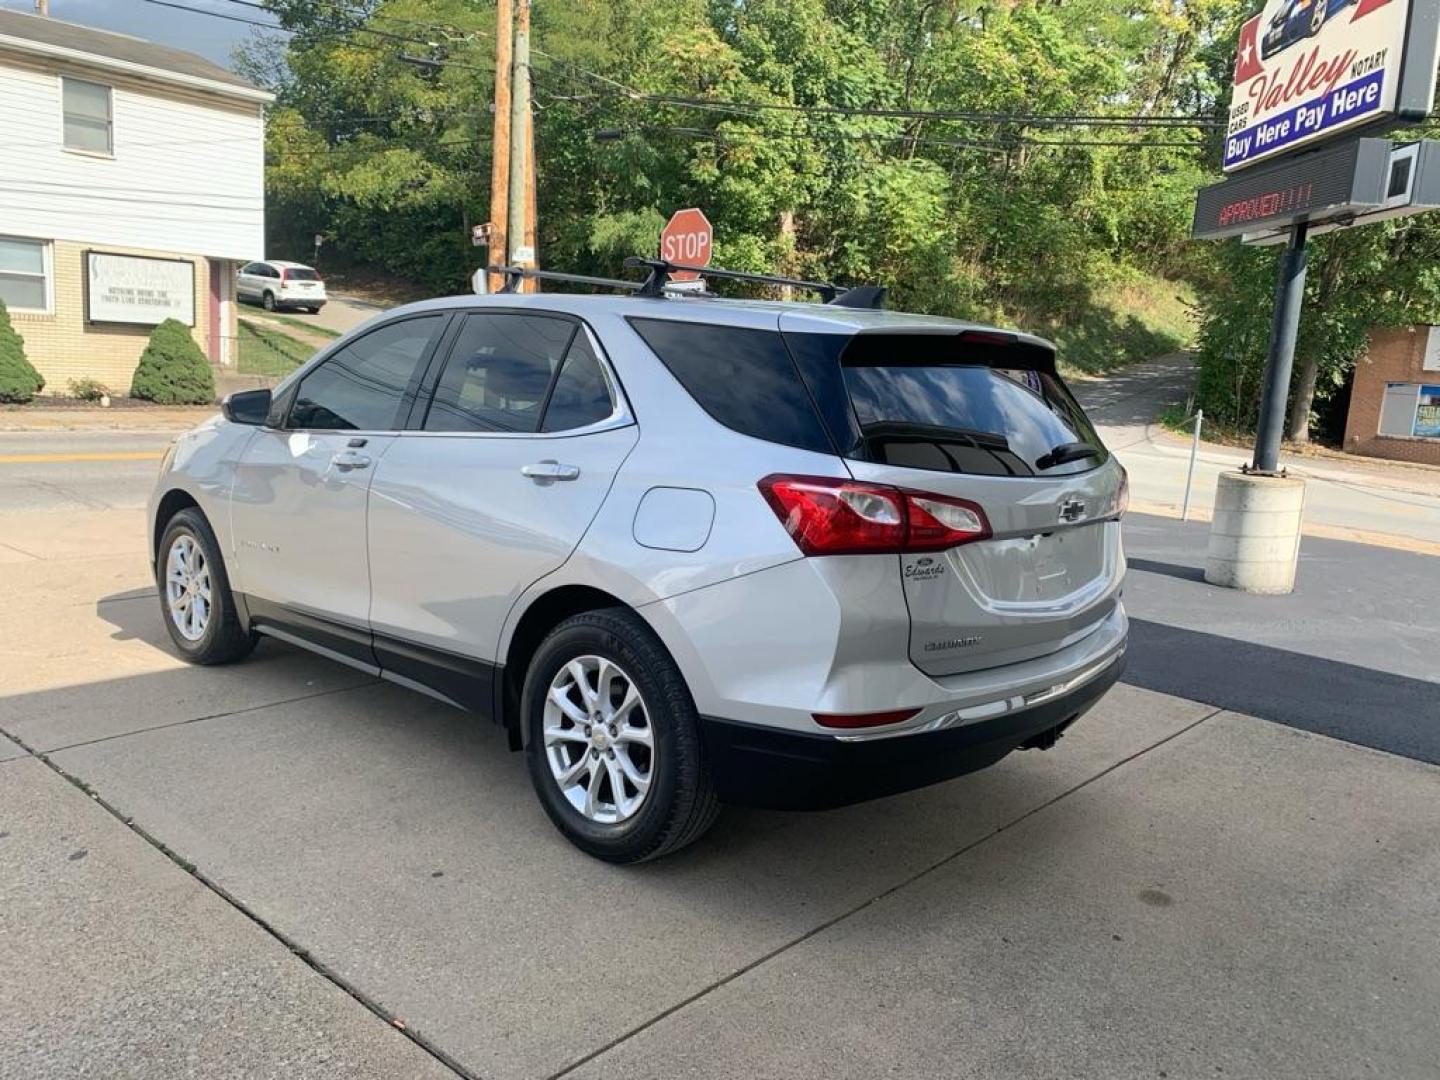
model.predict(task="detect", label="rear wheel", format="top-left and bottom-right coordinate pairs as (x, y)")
top-left (523, 608), bottom-right (719, 863)
top-left (157, 508), bottom-right (255, 665)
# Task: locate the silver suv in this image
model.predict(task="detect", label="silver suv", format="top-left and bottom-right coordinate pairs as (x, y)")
top-left (149, 288), bottom-right (1127, 862)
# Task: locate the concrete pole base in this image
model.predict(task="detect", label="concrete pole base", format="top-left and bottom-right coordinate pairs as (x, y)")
top-left (1204, 471), bottom-right (1307, 594)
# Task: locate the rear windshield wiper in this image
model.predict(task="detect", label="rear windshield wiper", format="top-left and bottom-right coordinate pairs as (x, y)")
top-left (1035, 441), bottom-right (1099, 470)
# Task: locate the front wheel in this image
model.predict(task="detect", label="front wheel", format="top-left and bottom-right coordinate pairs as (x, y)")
top-left (157, 508), bottom-right (256, 665)
top-left (523, 608), bottom-right (719, 863)
top-left (262, 291), bottom-right (276, 311)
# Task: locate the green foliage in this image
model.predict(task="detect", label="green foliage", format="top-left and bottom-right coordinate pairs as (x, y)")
top-left (1194, 211), bottom-right (1440, 437)
top-left (68, 377), bottom-right (109, 402)
top-left (253, 0), bottom-right (1234, 362)
top-left (0, 299), bottom-right (44, 404)
top-left (131, 319), bottom-right (216, 405)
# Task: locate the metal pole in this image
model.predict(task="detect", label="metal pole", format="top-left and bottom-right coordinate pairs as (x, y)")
top-left (1251, 222), bottom-right (1308, 473)
top-left (507, 0), bottom-right (531, 270)
top-left (1181, 409), bottom-right (1203, 522)
top-left (486, 0), bottom-right (512, 294)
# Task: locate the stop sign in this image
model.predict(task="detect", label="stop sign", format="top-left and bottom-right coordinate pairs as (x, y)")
top-left (659, 208), bottom-right (712, 281)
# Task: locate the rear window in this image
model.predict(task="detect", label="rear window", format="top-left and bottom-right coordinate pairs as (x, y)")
top-left (843, 364), bottom-right (1104, 476)
top-left (628, 318), bottom-right (831, 454)
top-left (791, 331), bottom-right (1106, 477)
top-left (283, 267), bottom-right (320, 281)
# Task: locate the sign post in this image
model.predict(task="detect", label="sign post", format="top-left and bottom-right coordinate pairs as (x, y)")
top-left (659, 208), bottom-right (713, 285)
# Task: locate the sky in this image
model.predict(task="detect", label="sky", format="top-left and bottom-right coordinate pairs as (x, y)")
top-left (0, 0), bottom-right (273, 67)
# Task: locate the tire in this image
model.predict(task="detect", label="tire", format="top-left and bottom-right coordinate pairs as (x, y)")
top-left (262, 291), bottom-right (276, 311)
top-left (156, 508), bottom-right (256, 665)
top-left (523, 608), bottom-right (720, 863)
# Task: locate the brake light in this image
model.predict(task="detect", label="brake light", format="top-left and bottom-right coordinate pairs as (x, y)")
top-left (279, 268), bottom-right (288, 282)
top-left (758, 474), bottom-right (990, 556)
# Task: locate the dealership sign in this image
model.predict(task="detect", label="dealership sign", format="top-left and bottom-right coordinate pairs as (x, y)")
top-left (86, 252), bottom-right (195, 326)
top-left (1224, 0), bottom-right (1440, 172)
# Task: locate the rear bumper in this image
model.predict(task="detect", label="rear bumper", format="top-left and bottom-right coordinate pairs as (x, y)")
top-left (699, 651), bottom-right (1123, 810)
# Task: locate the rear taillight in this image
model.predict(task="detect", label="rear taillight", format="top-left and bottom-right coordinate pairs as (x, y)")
top-left (758, 474), bottom-right (990, 556)
top-left (279, 269), bottom-right (289, 282)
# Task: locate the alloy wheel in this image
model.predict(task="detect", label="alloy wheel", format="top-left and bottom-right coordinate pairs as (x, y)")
top-left (543, 655), bottom-right (655, 824)
top-left (165, 533), bottom-right (212, 642)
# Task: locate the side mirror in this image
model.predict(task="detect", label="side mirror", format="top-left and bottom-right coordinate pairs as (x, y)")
top-left (221, 388), bottom-right (272, 426)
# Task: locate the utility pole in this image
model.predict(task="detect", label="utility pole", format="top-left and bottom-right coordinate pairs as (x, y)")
top-left (487, 0), bottom-right (512, 294)
top-left (35, 0), bottom-right (50, 15)
top-left (524, 95), bottom-right (538, 292)
top-left (507, 0), bottom-right (533, 284)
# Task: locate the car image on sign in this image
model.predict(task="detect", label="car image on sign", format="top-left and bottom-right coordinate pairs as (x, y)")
top-left (1261, 0), bottom-right (1356, 60)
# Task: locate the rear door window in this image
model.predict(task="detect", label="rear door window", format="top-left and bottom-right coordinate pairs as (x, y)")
top-left (628, 318), bottom-right (832, 454)
top-left (541, 332), bottom-right (616, 432)
top-left (422, 313), bottom-right (576, 433)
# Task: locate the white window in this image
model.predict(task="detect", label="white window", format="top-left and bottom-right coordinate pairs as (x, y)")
top-left (1378, 383), bottom-right (1420, 437)
top-left (62, 77), bottom-right (113, 155)
top-left (0, 237), bottom-right (51, 313)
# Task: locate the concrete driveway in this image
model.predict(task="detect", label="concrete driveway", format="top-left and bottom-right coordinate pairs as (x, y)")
top-left (1, 496), bottom-right (1437, 1079)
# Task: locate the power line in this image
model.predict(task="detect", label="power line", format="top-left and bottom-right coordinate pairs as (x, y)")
top-left (527, 58), bottom-right (1221, 130)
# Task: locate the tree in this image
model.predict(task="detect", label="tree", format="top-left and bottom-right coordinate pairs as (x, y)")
top-left (131, 319), bottom-right (215, 405)
top-left (0, 299), bottom-right (44, 404)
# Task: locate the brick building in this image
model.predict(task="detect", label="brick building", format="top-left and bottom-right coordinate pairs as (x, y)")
top-left (0, 9), bottom-right (272, 395)
top-left (1343, 325), bottom-right (1440, 466)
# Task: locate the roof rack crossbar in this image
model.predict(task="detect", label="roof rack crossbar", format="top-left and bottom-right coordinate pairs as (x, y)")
top-left (486, 265), bottom-right (644, 294)
top-left (624, 256), bottom-right (845, 303)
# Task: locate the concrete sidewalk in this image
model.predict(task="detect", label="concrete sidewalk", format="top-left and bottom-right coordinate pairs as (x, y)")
top-left (1, 506), bottom-right (1437, 1078)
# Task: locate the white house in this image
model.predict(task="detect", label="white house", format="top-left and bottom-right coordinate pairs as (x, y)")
top-left (0, 8), bottom-right (273, 395)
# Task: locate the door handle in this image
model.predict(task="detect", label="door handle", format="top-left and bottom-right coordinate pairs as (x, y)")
top-left (331, 450), bottom-right (371, 471)
top-left (521, 461), bottom-right (580, 482)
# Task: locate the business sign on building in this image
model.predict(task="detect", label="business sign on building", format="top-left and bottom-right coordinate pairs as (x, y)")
top-left (1224, 0), bottom-right (1440, 172)
top-left (85, 252), bottom-right (195, 326)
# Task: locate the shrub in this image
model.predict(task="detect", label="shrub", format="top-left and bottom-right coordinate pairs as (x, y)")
top-left (0, 298), bottom-right (44, 404)
top-left (69, 377), bottom-right (109, 402)
top-left (130, 319), bottom-right (215, 405)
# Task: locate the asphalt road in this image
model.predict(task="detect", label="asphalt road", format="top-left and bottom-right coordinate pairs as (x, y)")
top-left (236, 291), bottom-right (391, 335)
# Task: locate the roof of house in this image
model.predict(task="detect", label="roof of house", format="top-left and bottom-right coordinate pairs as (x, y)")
top-left (0, 8), bottom-right (272, 102)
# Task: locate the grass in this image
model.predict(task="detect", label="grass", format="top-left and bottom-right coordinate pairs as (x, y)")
top-left (265, 313), bottom-right (342, 339)
top-left (1032, 275), bottom-right (1199, 377)
top-left (237, 321), bottom-right (318, 377)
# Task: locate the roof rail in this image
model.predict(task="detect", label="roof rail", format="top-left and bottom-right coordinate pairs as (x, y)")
top-left (487, 265), bottom-right (644, 294)
top-left (624, 256), bottom-right (849, 302)
top-left (485, 260), bottom-right (886, 310)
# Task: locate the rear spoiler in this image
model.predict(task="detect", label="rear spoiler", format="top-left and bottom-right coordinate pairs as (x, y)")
top-left (839, 328), bottom-right (1057, 373)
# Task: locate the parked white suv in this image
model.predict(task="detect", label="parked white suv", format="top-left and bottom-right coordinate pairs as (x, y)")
top-left (237, 260), bottom-right (327, 313)
top-left (149, 270), bottom-right (1127, 862)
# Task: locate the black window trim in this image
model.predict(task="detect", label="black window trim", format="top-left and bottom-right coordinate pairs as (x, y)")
top-left (276, 311), bottom-right (455, 434)
top-left (403, 308), bottom-right (633, 439)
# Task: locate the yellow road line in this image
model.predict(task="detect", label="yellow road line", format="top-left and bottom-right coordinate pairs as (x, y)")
top-left (0, 451), bottom-right (162, 464)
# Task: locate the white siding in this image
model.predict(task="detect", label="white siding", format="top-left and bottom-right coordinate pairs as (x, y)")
top-left (0, 56), bottom-right (264, 259)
